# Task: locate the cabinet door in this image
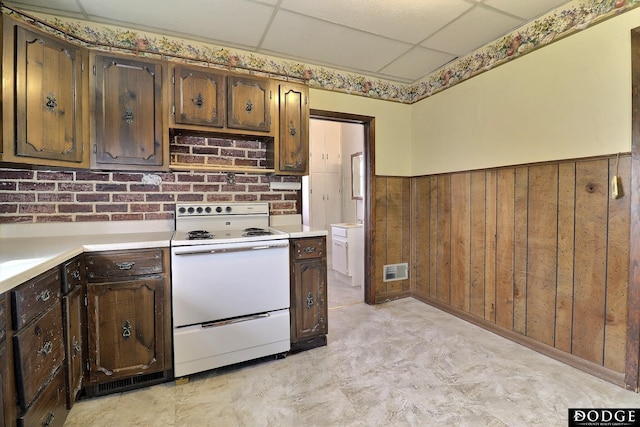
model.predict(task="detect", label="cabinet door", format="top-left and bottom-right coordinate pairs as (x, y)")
top-left (277, 83), bottom-right (308, 174)
top-left (291, 258), bottom-right (327, 340)
top-left (173, 65), bottom-right (225, 127)
top-left (63, 286), bottom-right (83, 408)
top-left (93, 54), bottom-right (166, 168)
top-left (3, 19), bottom-right (88, 167)
top-left (86, 277), bottom-right (165, 384)
top-left (332, 239), bottom-right (349, 276)
top-left (227, 75), bottom-right (270, 132)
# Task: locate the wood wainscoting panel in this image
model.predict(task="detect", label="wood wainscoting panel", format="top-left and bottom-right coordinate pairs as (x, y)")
top-left (513, 167), bottom-right (529, 335)
top-left (556, 162), bottom-right (576, 354)
top-left (409, 154), bottom-right (631, 382)
top-left (372, 176), bottom-right (411, 304)
top-left (526, 164), bottom-right (558, 347)
top-left (605, 156), bottom-right (630, 373)
top-left (469, 171), bottom-right (487, 318)
top-left (572, 159), bottom-right (609, 365)
top-left (495, 168), bottom-right (516, 330)
top-left (450, 173), bottom-right (471, 312)
top-left (436, 176), bottom-right (452, 304)
top-left (411, 177), bottom-right (430, 297)
top-left (484, 170), bottom-right (498, 323)
top-left (429, 177), bottom-right (438, 299)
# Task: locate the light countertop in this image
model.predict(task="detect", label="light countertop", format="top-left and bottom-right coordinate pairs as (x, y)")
top-left (272, 224), bottom-right (328, 239)
top-left (0, 231), bottom-right (173, 294)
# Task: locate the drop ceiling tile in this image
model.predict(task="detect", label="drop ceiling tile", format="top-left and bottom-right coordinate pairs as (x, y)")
top-left (379, 47), bottom-right (457, 82)
top-left (5, 0), bottom-right (85, 15)
top-left (421, 6), bottom-right (524, 56)
top-left (261, 10), bottom-right (411, 74)
top-left (79, 0), bottom-right (274, 47)
top-left (484, 0), bottom-right (571, 20)
top-left (279, 0), bottom-right (474, 44)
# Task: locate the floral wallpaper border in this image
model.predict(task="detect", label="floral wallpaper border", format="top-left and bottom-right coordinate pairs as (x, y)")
top-left (4, 0), bottom-right (639, 104)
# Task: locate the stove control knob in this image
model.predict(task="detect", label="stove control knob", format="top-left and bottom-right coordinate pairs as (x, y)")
top-left (205, 207), bottom-right (212, 213)
top-left (187, 207), bottom-right (195, 214)
top-left (225, 206), bottom-right (232, 213)
top-left (196, 207), bottom-right (203, 213)
top-left (178, 207), bottom-right (186, 214)
top-left (215, 207), bottom-right (222, 213)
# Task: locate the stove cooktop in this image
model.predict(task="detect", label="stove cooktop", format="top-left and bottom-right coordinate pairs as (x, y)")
top-left (171, 226), bottom-right (288, 246)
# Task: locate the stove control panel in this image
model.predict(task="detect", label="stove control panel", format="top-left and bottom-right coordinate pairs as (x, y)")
top-left (175, 202), bottom-right (269, 217)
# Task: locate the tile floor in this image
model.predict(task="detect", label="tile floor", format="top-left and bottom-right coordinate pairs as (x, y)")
top-left (64, 272), bottom-right (640, 426)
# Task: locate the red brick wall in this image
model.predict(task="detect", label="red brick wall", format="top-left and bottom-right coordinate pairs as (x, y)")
top-left (0, 136), bottom-right (300, 224)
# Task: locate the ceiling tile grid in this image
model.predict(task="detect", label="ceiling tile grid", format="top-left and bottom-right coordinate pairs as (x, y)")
top-left (4, 0), bottom-right (572, 84)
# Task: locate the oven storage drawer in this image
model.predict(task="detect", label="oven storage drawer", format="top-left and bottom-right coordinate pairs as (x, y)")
top-left (173, 308), bottom-right (290, 377)
top-left (12, 267), bottom-right (61, 331)
top-left (85, 249), bottom-right (164, 281)
top-left (14, 303), bottom-right (65, 410)
top-left (293, 238), bottom-right (325, 260)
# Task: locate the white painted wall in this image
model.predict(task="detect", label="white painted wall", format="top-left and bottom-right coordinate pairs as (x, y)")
top-left (309, 89), bottom-right (412, 176)
top-left (410, 8), bottom-right (638, 176)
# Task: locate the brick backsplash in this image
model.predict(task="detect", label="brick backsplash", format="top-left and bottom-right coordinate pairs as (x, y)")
top-left (0, 135), bottom-right (300, 224)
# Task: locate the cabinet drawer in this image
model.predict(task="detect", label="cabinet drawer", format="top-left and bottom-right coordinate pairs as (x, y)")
top-left (12, 268), bottom-right (61, 331)
top-left (14, 303), bottom-right (64, 410)
top-left (85, 249), bottom-right (164, 281)
top-left (18, 366), bottom-right (67, 427)
top-left (292, 238), bottom-right (325, 260)
top-left (61, 256), bottom-right (85, 294)
top-left (331, 227), bottom-right (348, 238)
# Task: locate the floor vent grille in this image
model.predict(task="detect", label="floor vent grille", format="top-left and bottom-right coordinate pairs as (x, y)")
top-left (383, 263), bottom-right (408, 282)
top-left (84, 370), bottom-right (170, 397)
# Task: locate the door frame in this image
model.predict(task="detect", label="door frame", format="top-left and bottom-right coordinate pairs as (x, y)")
top-left (309, 109), bottom-right (376, 305)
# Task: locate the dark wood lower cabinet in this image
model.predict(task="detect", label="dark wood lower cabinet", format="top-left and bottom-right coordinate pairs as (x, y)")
top-left (11, 267), bottom-right (68, 426)
top-left (84, 248), bottom-right (172, 396)
top-left (62, 285), bottom-right (83, 408)
top-left (86, 277), bottom-right (166, 384)
top-left (290, 237), bottom-right (328, 352)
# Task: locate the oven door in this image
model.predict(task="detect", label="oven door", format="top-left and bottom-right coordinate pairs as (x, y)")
top-left (171, 239), bottom-right (289, 328)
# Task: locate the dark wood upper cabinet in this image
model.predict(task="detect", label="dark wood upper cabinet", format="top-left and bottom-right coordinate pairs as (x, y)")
top-left (277, 82), bottom-right (309, 174)
top-left (227, 75), bottom-right (271, 132)
top-left (2, 17), bottom-right (89, 168)
top-left (172, 65), bottom-right (225, 128)
top-left (91, 53), bottom-right (168, 170)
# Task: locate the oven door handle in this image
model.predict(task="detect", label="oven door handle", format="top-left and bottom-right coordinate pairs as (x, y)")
top-left (173, 243), bottom-right (288, 256)
top-left (201, 313), bottom-right (270, 328)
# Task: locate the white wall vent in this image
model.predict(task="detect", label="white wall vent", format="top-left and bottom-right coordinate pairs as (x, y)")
top-left (383, 263), bottom-right (408, 282)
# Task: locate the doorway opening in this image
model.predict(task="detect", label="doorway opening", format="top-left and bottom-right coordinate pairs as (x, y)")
top-left (304, 110), bottom-right (375, 306)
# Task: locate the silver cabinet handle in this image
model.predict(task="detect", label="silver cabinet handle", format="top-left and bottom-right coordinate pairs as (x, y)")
top-left (36, 289), bottom-right (51, 302)
top-left (39, 341), bottom-right (53, 356)
top-left (117, 262), bottom-right (135, 270)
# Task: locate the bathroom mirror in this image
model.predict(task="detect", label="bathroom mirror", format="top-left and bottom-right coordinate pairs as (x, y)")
top-left (351, 152), bottom-right (363, 200)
